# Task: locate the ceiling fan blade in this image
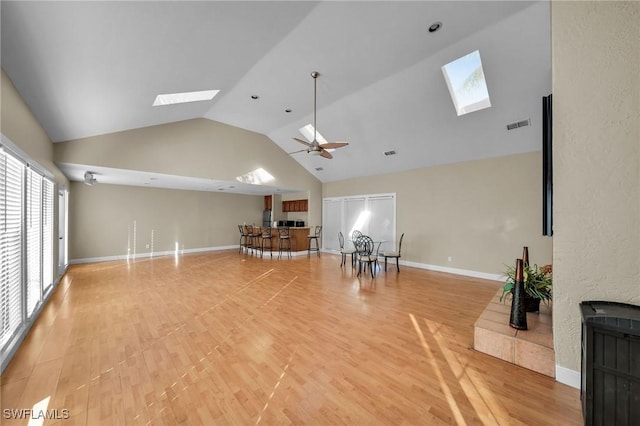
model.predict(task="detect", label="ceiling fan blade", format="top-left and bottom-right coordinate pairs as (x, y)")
top-left (321, 142), bottom-right (349, 149)
top-left (293, 137), bottom-right (312, 147)
top-left (288, 149), bottom-right (307, 155)
top-left (320, 150), bottom-right (333, 159)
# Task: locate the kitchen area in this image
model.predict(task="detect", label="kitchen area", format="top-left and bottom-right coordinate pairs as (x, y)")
top-left (261, 192), bottom-right (312, 253)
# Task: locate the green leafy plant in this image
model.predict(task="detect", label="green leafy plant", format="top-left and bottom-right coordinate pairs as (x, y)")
top-left (500, 263), bottom-right (552, 304)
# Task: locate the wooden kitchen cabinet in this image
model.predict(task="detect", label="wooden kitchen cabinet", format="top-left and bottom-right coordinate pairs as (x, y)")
top-left (282, 199), bottom-right (308, 212)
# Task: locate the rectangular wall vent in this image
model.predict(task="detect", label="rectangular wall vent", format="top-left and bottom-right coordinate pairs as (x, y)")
top-left (506, 119), bottom-right (531, 130)
top-left (384, 150), bottom-right (397, 156)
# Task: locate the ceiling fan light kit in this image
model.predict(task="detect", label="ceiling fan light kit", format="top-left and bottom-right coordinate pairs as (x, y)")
top-left (291, 71), bottom-right (349, 160)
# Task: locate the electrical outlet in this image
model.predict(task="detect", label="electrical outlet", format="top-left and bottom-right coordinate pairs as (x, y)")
top-left (447, 256), bottom-right (452, 262)
top-left (146, 244), bottom-right (150, 249)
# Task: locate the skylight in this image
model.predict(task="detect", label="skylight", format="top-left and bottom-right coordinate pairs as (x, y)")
top-left (236, 168), bottom-right (275, 185)
top-left (442, 50), bottom-right (491, 116)
top-left (152, 89), bottom-right (220, 106)
top-left (298, 124), bottom-right (334, 152)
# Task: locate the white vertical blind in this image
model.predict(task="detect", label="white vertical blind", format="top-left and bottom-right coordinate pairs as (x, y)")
top-left (322, 193), bottom-right (396, 254)
top-left (344, 198), bottom-right (366, 238)
top-left (0, 151), bottom-right (24, 349)
top-left (42, 179), bottom-right (54, 294)
top-left (26, 168), bottom-right (42, 317)
top-left (367, 196), bottom-right (395, 253)
top-left (322, 199), bottom-right (342, 251)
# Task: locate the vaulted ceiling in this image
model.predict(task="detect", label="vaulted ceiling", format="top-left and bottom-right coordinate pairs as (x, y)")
top-left (1, 1), bottom-right (551, 190)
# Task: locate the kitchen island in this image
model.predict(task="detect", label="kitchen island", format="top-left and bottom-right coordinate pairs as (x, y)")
top-left (277, 227), bottom-right (310, 253)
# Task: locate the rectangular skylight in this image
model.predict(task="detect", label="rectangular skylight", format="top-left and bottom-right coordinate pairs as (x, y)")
top-left (236, 168), bottom-right (274, 185)
top-left (298, 124), bottom-right (335, 152)
top-left (152, 89), bottom-right (220, 106)
top-left (442, 50), bottom-right (491, 116)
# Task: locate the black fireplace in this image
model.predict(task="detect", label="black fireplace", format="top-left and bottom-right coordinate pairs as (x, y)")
top-left (580, 301), bottom-right (640, 425)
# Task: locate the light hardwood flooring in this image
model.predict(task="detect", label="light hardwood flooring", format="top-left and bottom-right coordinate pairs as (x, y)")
top-left (1, 251), bottom-right (582, 425)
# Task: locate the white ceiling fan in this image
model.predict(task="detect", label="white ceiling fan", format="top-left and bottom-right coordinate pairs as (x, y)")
top-left (289, 71), bottom-right (348, 159)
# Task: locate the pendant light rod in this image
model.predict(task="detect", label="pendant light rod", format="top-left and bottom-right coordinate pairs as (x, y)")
top-left (311, 71), bottom-right (319, 143)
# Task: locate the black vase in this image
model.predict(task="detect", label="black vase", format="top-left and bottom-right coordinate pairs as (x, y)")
top-left (509, 259), bottom-right (528, 330)
top-left (522, 246), bottom-right (529, 267)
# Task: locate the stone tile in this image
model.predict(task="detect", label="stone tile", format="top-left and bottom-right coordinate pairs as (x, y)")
top-left (474, 317), bottom-right (517, 336)
top-left (515, 339), bottom-right (555, 377)
top-left (474, 326), bottom-right (515, 363)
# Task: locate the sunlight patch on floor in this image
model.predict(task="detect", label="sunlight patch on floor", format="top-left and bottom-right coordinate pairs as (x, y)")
top-left (409, 313), bottom-right (467, 425)
top-left (424, 318), bottom-right (507, 424)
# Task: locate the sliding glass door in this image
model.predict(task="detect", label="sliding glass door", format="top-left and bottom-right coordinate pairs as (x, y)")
top-left (322, 193), bottom-right (396, 253)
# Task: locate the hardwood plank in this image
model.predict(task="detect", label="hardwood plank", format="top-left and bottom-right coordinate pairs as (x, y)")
top-left (1, 251), bottom-right (582, 424)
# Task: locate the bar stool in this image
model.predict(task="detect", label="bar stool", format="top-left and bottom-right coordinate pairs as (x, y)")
top-left (245, 224), bottom-right (259, 254)
top-left (259, 227), bottom-right (273, 258)
top-left (307, 225), bottom-right (322, 257)
top-left (278, 227), bottom-right (292, 259)
top-left (238, 225), bottom-right (250, 253)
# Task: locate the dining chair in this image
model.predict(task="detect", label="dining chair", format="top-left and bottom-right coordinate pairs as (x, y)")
top-left (382, 233), bottom-right (404, 272)
top-left (355, 235), bottom-right (378, 278)
top-left (338, 231), bottom-right (356, 268)
top-left (307, 226), bottom-right (322, 257)
top-left (351, 230), bottom-right (365, 257)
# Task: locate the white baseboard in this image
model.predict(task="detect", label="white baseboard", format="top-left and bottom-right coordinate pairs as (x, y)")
top-left (70, 245), bottom-right (237, 265)
top-left (400, 260), bottom-right (504, 282)
top-left (555, 365), bottom-right (581, 389)
top-left (320, 250), bottom-right (503, 282)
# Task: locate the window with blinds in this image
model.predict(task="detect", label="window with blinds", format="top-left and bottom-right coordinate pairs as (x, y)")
top-left (322, 193), bottom-right (396, 254)
top-left (1, 145), bottom-right (55, 361)
top-left (26, 168), bottom-right (42, 317)
top-left (43, 179), bottom-right (54, 294)
top-left (0, 151), bottom-right (24, 350)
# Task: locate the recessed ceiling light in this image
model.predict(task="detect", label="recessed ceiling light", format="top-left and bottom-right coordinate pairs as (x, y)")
top-left (152, 89), bottom-right (219, 106)
top-left (429, 22), bottom-right (442, 33)
top-left (251, 95), bottom-right (259, 100)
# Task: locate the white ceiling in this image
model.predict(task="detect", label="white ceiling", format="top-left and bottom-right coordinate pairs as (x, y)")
top-left (1, 1), bottom-right (551, 193)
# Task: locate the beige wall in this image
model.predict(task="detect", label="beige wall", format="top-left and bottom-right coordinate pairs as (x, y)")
top-left (1, 69), bottom-right (68, 186)
top-left (324, 151), bottom-right (552, 275)
top-left (551, 1), bottom-right (640, 374)
top-left (68, 182), bottom-right (263, 260)
top-left (54, 118), bottom-right (323, 259)
top-left (1, 68), bottom-right (68, 280)
top-left (54, 118), bottom-right (322, 222)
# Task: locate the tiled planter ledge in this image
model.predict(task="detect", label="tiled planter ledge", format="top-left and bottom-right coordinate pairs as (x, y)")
top-left (473, 289), bottom-right (554, 377)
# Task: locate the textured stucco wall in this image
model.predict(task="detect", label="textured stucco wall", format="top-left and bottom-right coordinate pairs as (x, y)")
top-left (552, 1), bottom-right (640, 374)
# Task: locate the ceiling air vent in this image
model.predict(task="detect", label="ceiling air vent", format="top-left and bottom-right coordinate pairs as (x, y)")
top-left (315, 167), bottom-right (324, 171)
top-left (384, 150), bottom-right (397, 156)
top-left (506, 119), bottom-right (530, 131)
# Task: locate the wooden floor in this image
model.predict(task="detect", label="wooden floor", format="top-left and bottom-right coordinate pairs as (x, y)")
top-left (1, 251), bottom-right (582, 425)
